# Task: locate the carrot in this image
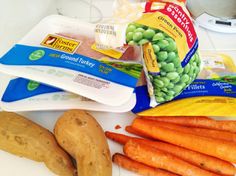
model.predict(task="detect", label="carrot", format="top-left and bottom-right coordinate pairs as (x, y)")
top-left (140, 116), bottom-right (236, 133)
top-left (141, 116), bottom-right (210, 120)
top-left (187, 126), bottom-right (236, 143)
top-left (106, 131), bottom-right (236, 175)
top-left (132, 118), bottom-right (236, 163)
top-left (144, 140), bottom-right (236, 176)
top-left (142, 120), bottom-right (236, 143)
top-left (113, 153), bottom-right (178, 176)
top-left (105, 131), bottom-right (130, 145)
top-left (125, 126), bottom-right (151, 138)
top-left (124, 140), bottom-right (221, 176)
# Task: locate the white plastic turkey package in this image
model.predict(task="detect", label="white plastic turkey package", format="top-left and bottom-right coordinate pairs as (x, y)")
top-left (0, 76), bottom-right (136, 112)
top-left (0, 15), bottom-right (143, 106)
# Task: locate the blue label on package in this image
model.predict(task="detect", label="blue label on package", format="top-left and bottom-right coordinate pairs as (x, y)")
top-left (176, 79), bottom-right (236, 99)
top-left (182, 39), bottom-right (199, 67)
top-left (132, 79), bottom-right (236, 113)
top-left (132, 85), bottom-right (151, 113)
top-left (0, 44), bottom-right (140, 88)
top-left (2, 78), bottom-right (63, 102)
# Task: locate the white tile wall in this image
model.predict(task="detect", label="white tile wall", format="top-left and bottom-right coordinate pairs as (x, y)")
top-left (0, 0), bottom-right (57, 56)
top-left (56, 0), bottom-right (115, 23)
top-left (91, 0), bottom-right (114, 18)
top-left (56, 0), bottom-right (93, 19)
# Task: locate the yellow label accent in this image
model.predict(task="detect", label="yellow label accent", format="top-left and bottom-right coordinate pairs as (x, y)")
top-left (143, 42), bottom-right (160, 73)
top-left (91, 43), bottom-right (126, 59)
top-left (138, 96), bottom-right (236, 117)
top-left (41, 34), bottom-right (80, 54)
top-left (135, 12), bottom-right (188, 61)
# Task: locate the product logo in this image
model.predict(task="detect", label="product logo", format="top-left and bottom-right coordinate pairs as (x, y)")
top-left (27, 80), bottom-right (40, 91)
top-left (41, 34), bottom-right (81, 54)
top-left (143, 42), bottom-right (160, 74)
top-left (29, 50), bottom-right (45, 61)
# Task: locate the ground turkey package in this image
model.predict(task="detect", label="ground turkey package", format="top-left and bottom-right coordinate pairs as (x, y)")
top-left (0, 15), bottom-right (143, 106)
top-left (95, 0), bottom-right (201, 107)
top-left (0, 76), bottom-right (136, 112)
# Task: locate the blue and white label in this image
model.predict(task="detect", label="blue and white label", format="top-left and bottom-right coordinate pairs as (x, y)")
top-left (0, 44), bottom-right (140, 88)
top-left (1, 78), bottom-right (62, 102)
top-left (176, 79), bottom-right (236, 99)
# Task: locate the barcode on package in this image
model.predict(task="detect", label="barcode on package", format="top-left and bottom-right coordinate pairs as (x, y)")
top-left (73, 74), bottom-right (110, 89)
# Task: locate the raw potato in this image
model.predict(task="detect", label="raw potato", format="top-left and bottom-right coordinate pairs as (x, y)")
top-left (0, 112), bottom-right (76, 176)
top-left (54, 110), bottom-right (112, 176)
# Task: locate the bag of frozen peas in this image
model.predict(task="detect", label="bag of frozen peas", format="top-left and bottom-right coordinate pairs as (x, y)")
top-left (95, 0), bottom-right (201, 106)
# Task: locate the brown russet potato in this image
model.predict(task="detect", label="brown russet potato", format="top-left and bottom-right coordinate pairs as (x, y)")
top-left (54, 110), bottom-right (112, 176)
top-left (0, 112), bottom-right (76, 176)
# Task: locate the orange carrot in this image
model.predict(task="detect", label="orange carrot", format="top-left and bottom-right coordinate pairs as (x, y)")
top-left (113, 153), bottom-right (178, 176)
top-left (106, 131), bottom-right (236, 175)
top-left (125, 126), bottom-right (151, 138)
top-left (143, 140), bottom-right (236, 176)
top-left (141, 116), bottom-right (210, 119)
top-left (140, 116), bottom-right (236, 133)
top-left (132, 118), bottom-right (236, 163)
top-left (188, 126), bottom-right (236, 143)
top-left (105, 131), bottom-right (130, 145)
top-left (141, 120), bottom-right (236, 143)
top-left (124, 140), bottom-right (221, 176)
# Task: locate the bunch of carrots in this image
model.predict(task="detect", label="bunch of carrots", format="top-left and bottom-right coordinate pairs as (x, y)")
top-left (105, 116), bottom-right (236, 176)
